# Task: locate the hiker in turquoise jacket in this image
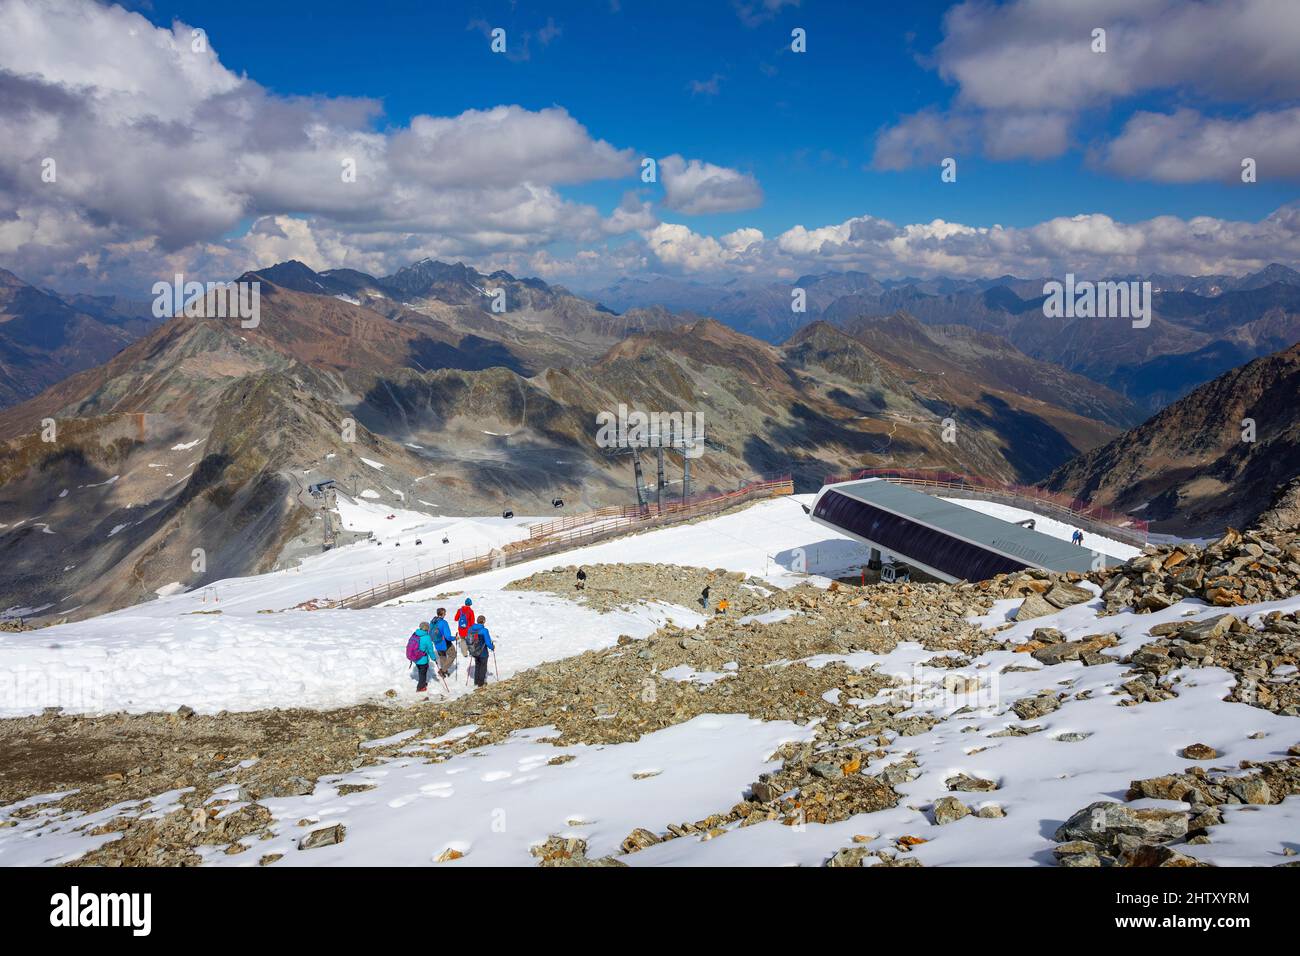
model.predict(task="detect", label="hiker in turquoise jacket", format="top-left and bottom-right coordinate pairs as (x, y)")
top-left (414, 623), bottom-right (437, 692)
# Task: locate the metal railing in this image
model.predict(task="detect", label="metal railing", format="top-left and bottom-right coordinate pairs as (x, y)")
top-left (823, 467), bottom-right (1149, 545)
top-left (328, 475), bottom-right (794, 610)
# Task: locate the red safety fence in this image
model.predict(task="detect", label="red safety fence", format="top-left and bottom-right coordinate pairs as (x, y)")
top-left (823, 467), bottom-right (1149, 542)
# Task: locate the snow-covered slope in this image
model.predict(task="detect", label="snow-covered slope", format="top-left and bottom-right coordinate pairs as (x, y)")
top-left (0, 495), bottom-right (1152, 718)
top-left (4, 590), bottom-right (1298, 867)
top-left (1, 488), bottom-right (1297, 867)
top-left (0, 495), bottom-right (860, 716)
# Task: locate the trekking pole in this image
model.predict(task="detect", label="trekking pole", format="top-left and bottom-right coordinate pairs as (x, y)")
top-left (491, 649), bottom-right (499, 680)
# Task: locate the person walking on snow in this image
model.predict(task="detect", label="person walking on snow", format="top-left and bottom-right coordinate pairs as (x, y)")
top-left (432, 607), bottom-right (456, 678)
top-left (455, 598), bottom-right (475, 655)
top-left (466, 615), bottom-right (495, 688)
top-left (411, 621), bottom-right (438, 693)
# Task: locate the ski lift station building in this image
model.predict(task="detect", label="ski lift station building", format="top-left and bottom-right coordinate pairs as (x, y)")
top-left (810, 478), bottom-right (1117, 583)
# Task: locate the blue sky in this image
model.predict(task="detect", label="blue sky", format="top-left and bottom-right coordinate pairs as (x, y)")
top-left (2, 0), bottom-right (1298, 290)
top-left (131, 0), bottom-right (1289, 231)
top-left (138, 0), bottom-right (1291, 233)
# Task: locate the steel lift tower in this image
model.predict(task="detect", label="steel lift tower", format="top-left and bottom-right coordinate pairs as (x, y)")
top-left (606, 421), bottom-right (705, 510)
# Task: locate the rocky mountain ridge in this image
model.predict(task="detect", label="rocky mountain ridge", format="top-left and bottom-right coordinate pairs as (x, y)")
top-left (1044, 344), bottom-right (1300, 535)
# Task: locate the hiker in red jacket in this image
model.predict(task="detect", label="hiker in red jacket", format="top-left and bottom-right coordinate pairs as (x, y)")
top-left (454, 598), bottom-right (475, 654)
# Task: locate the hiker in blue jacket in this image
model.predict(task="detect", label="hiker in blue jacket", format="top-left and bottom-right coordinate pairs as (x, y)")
top-left (431, 607), bottom-right (456, 678)
top-left (412, 622), bottom-right (437, 693)
top-left (466, 615), bottom-right (495, 688)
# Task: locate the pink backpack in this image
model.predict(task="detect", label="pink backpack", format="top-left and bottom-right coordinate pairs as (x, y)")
top-left (405, 632), bottom-right (423, 662)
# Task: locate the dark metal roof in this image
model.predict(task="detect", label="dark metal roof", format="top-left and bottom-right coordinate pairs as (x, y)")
top-left (816, 478), bottom-right (1116, 576)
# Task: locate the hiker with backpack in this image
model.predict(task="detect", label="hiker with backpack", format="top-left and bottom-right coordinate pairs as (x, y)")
top-left (466, 615), bottom-right (495, 688)
top-left (432, 607), bottom-right (456, 678)
top-left (405, 621), bottom-right (439, 693)
top-left (455, 598), bottom-right (475, 656)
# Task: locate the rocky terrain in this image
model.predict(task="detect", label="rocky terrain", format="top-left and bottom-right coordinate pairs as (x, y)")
top-left (2, 494), bottom-right (1297, 867)
top-left (504, 562), bottom-right (769, 615)
top-left (1044, 346), bottom-right (1300, 535)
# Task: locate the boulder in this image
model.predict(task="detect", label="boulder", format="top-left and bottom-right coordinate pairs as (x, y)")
top-left (826, 846), bottom-right (874, 867)
top-left (1227, 777), bottom-right (1272, 805)
top-left (1053, 840), bottom-right (1103, 867)
top-left (945, 773), bottom-right (999, 792)
top-left (1054, 801), bottom-right (1187, 849)
top-left (297, 824), bottom-right (345, 850)
top-left (1043, 582), bottom-right (1094, 609)
top-left (1011, 693), bottom-right (1061, 720)
top-left (1119, 844), bottom-right (1211, 868)
top-left (1014, 593), bottom-right (1058, 621)
top-left (931, 796), bottom-right (971, 825)
top-left (1180, 614), bottom-right (1239, 642)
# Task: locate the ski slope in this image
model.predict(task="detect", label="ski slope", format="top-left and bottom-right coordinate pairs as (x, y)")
top-left (0, 493), bottom-right (1150, 718)
top-left (0, 495), bottom-right (860, 717)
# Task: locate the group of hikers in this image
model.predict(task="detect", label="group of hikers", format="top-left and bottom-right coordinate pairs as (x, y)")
top-left (406, 597), bottom-right (496, 694)
top-left (1071, 529), bottom-right (1086, 547)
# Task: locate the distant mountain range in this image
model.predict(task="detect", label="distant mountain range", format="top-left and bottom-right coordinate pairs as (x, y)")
top-left (0, 258), bottom-right (1137, 621)
top-left (0, 269), bottom-right (157, 409)
top-left (586, 263), bottom-right (1300, 413)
